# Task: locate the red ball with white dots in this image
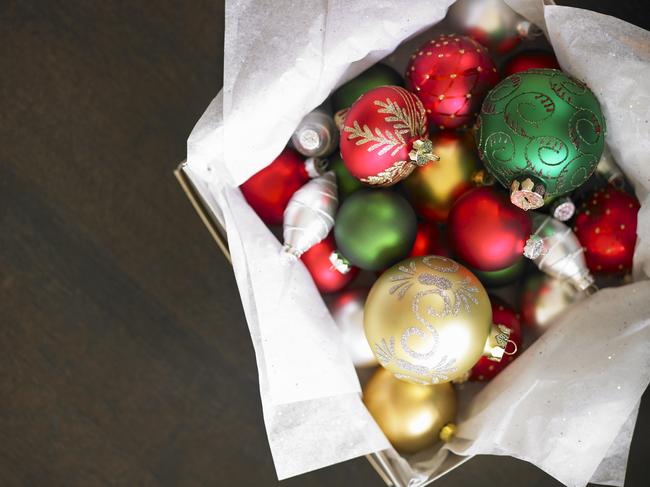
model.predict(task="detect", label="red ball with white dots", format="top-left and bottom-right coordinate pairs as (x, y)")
top-left (405, 34), bottom-right (499, 130)
top-left (574, 186), bottom-right (640, 275)
top-left (470, 298), bottom-right (521, 381)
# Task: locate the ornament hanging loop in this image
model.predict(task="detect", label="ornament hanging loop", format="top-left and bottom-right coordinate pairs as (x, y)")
top-left (504, 339), bottom-right (518, 356)
top-left (409, 138), bottom-right (440, 167)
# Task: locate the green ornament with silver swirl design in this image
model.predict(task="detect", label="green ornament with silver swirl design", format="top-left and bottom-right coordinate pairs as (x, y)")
top-left (476, 69), bottom-right (605, 211)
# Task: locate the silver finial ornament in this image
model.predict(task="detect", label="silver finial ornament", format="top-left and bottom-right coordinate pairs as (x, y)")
top-left (282, 171), bottom-right (338, 260)
top-left (291, 109), bottom-right (339, 158)
top-left (524, 213), bottom-right (596, 292)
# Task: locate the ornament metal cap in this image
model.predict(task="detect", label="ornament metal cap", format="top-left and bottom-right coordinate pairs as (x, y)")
top-left (523, 234), bottom-right (545, 260)
top-left (483, 323), bottom-right (514, 362)
top-left (329, 250), bottom-right (352, 274)
top-left (408, 138), bottom-right (440, 166)
top-left (298, 128), bottom-right (322, 151)
top-left (439, 423), bottom-right (456, 443)
top-left (510, 178), bottom-right (545, 210)
top-left (550, 197), bottom-right (576, 222)
top-left (304, 157), bottom-right (328, 178)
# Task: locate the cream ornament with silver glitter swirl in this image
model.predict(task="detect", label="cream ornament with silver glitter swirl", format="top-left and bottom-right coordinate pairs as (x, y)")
top-left (523, 213), bottom-right (597, 293)
top-left (447, 0), bottom-right (540, 52)
top-left (282, 171), bottom-right (338, 260)
top-left (291, 109), bottom-right (339, 158)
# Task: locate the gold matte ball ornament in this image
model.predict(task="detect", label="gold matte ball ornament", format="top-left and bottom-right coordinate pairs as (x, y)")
top-left (364, 256), bottom-right (511, 385)
top-left (363, 368), bottom-right (457, 454)
top-left (402, 131), bottom-right (486, 222)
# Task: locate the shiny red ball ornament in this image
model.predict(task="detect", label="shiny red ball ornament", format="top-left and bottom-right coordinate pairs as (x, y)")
top-left (240, 148), bottom-right (309, 225)
top-left (408, 221), bottom-right (450, 258)
top-left (340, 85), bottom-right (439, 187)
top-left (301, 234), bottom-right (359, 293)
top-left (470, 298), bottom-right (521, 381)
top-left (448, 187), bottom-right (532, 271)
top-left (574, 186), bottom-right (640, 275)
top-left (405, 34), bottom-right (499, 130)
top-left (502, 49), bottom-right (560, 77)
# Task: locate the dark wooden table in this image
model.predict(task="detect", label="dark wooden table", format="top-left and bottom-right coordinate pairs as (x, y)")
top-left (1, 1), bottom-right (649, 485)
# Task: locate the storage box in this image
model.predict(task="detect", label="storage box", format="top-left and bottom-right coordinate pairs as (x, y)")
top-left (177, 1), bottom-right (650, 485)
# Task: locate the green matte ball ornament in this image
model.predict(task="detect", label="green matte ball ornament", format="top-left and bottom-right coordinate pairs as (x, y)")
top-left (334, 190), bottom-right (417, 271)
top-left (330, 152), bottom-right (364, 200)
top-left (331, 64), bottom-right (403, 112)
top-left (476, 69), bottom-right (606, 211)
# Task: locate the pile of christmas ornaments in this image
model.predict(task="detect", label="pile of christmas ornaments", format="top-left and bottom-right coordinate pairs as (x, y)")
top-left (239, 0), bottom-right (640, 457)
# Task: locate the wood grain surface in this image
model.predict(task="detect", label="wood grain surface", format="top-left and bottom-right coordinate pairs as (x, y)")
top-left (1, 1), bottom-right (648, 485)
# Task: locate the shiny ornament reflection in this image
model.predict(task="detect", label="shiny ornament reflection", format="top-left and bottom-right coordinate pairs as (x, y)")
top-left (329, 289), bottom-right (376, 367)
top-left (363, 368), bottom-right (457, 454)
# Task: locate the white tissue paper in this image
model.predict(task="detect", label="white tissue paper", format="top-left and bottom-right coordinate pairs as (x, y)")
top-left (186, 0), bottom-right (650, 485)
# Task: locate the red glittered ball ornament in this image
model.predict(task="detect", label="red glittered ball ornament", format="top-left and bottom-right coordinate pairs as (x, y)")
top-left (470, 298), bottom-right (521, 381)
top-left (408, 221), bottom-right (450, 258)
top-left (340, 85), bottom-right (439, 187)
top-left (240, 148), bottom-right (320, 225)
top-left (574, 186), bottom-right (640, 275)
top-left (405, 34), bottom-right (499, 130)
top-left (448, 187), bottom-right (531, 271)
top-left (502, 49), bottom-right (560, 77)
top-left (301, 234), bottom-right (359, 293)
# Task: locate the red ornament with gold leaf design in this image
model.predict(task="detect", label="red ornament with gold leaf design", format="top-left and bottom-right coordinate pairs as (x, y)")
top-left (405, 34), bottom-right (499, 130)
top-left (574, 186), bottom-right (640, 275)
top-left (339, 85), bottom-right (439, 187)
top-left (470, 298), bottom-right (521, 381)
